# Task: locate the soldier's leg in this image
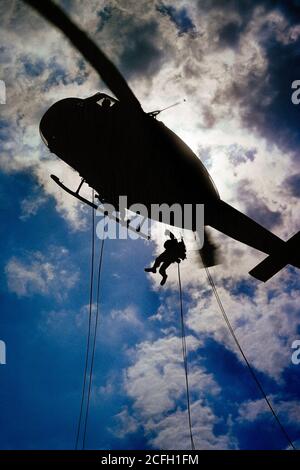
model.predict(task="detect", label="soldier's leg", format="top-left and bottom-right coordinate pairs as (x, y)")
top-left (153, 253), bottom-right (165, 269)
top-left (159, 260), bottom-right (172, 286)
top-left (145, 253), bottom-right (165, 273)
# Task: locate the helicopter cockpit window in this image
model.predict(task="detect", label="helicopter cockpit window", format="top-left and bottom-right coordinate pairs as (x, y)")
top-left (97, 97), bottom-right (113, 110)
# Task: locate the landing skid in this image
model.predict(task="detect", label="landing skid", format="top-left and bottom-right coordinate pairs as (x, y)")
top-left (51, 174), bottom-right (98, 209)
top-left (50, 174), bottom-right (150, 240)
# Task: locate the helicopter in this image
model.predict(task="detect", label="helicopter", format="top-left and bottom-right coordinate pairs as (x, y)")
top-left (27, 0), bottom-right (300, 283)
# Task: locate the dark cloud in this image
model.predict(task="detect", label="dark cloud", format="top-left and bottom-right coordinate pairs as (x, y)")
top-left (246, 202), bottom-right (282, 229)
top-left (198, 0), bottom-right (300, 22)
top-left (242, 34), bottom-right (300, 156)
top-left (0, 119), bottom-right (11, 144)
top-left (202, 106), bottom-right (217, 129)
top-left (237, 178), bottom-right (282, 229)
top-left (275, 0), bottom-right (300, 26)
top-left (41, 57), bottom-right (88, 92)
top-left (224, 277), bottom-right (257, 298)
top-left (96, 6), bottom-right (113, 33)
top-left (228, 144), bottom-right (257, 166)
top-left (200, 1), bottom-right (254, 49)
top-left (42, 61), bottom-right (69, 90)
top-left (218, 21), bottom-right (244, 48)
top-left (118, 20), bottom-right (164, 79)
top-left (197, 0), bottom-right (300, 157)
top-left (197, 0), bottom-right (259, 28)
top-left (75, 58), bottom-right (89, 85)
top-left (156, 3), bottom-right (196, 36)
top-left (195, 0), bottom-right (300, 59)
top-left (21, 56), bottom-right (45, 78)
top-left (198, 144), bottom-right (256, 168)
top-left (197, 0), bottom-right (256, 14)
top-left (285, 173), bottom-right (300, 197)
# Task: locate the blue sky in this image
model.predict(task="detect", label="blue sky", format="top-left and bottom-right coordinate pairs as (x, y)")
top-left (0, 0), bottom-right (300, 450)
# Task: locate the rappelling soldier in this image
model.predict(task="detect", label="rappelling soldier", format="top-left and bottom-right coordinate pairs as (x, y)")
top-left (145, 232), bottom-right (186, 285)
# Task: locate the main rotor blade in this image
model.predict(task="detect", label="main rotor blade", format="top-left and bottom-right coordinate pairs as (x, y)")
top-left (23, 0), bottom-right (141, 109)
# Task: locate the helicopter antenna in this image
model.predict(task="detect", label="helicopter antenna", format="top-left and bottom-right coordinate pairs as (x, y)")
top-left (148, 99), bottom-right (186, 117)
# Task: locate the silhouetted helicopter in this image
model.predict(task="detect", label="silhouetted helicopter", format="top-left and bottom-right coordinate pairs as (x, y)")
top-left (27, 0), bottom-right (300, 282)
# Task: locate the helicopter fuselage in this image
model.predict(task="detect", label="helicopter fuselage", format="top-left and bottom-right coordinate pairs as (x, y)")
top-left (41, 97), bottom-right (219, 228)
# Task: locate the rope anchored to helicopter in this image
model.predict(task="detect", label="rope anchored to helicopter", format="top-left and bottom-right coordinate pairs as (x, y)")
top-left (76, 192), bottom-right (106, 450)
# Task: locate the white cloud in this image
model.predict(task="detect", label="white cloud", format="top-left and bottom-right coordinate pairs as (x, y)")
top-left (98, 379), bottom-right (115, 397)
top-left (124, 336), bottom-right (206, 416)
top-left (110, 407), bottom-right (139, 439)
top-left (238, 396), bottom-right (300, 426)
top-left (5, 256), bottom-right (53, 297)
top-left (110, 305), bottom-right (142, 327)
top-left (183, 270), bottom-right (300, 379)
top-left (19, 192), bottom-right (47, 221)
top-left (5, 246), bottom-right (79, 299)
top-left (120, 335), bottom-right (235, 449)
top-left (148, 401), bottom-right (236, 450)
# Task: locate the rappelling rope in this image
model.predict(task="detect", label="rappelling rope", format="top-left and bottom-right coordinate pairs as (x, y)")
top-left (82, 233), bottom-right (105, 449)
top-left (177, 263), bottom-right (196, 450)
top-left (75, 193), bottom-right (106, 450)
top-left (203, 265), bottom-right (296, 451)
top-left (75, 190), bottom-right (96, 450)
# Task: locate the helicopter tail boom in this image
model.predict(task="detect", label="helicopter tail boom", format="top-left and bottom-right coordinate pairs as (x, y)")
top-left (249, 231), bottom-right (300, 282)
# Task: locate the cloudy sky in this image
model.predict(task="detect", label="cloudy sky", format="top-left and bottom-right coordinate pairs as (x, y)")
top-left (1, 0), bottom-right (300, 450)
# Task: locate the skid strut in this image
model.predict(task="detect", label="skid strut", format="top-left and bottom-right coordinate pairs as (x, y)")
top-left (50, 174), bottom-right (150, 240)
